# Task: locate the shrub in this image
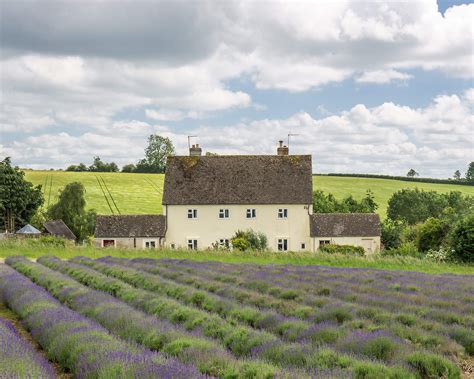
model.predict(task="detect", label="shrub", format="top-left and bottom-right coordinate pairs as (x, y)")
top-left (340, 330), bottom-right (399, 362)
top-left (424, 247), bottom-right (453, 263)
top-left (381, 219), bottom-right (406, 249)
top-left (318, 244), bottom-right (365, 256)
top-left (383, 241), bottom-right (422, 258)
top-left (447, 326), bottom-right (474, 355)
top-left (406, 352), bottom-right (460, 379)
top-left (353, 362), bottom-right (415, 379)
top-left (449, 213), bottom-right (474, 263)
top-left (417, 217), bottom-right (450, 252)
top-left (27, 236), bottom-right (66, 247)
top-left (230, 230), bottom-right (267, 251)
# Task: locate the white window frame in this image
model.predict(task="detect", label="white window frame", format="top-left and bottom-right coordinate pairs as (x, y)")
top-left (187, 239), bottom-right (198, 250)
top-left (145, 240), bottom-right (156, 249)
top-left (187, 209), bottom-right (197, 219)
top-left (277, 238), bottom-right (288, 251)
top-left (246, 208), bottom-right (256, 218)
top-left (278, 208), bottom-right (288, 219)
top-left (219, 238), bottom-right (230, 248)
top-left (219, 209), bottom-right (230, 219)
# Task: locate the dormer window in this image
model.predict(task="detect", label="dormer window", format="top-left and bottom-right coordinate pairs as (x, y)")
top-left (187, 209), bottom-right (197, 219)
top-left (278, 208), bottom-right (288, 219)
top-left (246, 209), bottom-right (256, 218)
top-left (219, 209), bottom-right (230, 219)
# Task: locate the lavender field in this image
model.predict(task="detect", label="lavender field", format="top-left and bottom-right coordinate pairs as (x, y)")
top-left (0, 256), bottom-right (472, 378)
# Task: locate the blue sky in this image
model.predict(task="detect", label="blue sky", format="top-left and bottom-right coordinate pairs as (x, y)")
top-left (1, 0), bottom-right (472, 178)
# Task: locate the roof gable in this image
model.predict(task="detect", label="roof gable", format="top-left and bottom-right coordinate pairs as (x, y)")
top-left (163, 155), bottom-right (312, 205)
top-left (16, 224), bottom-right (41, 234)
top-left (310, 213), bottom-right (381, 237)
top-left (44, 220), bottom-right (76, 240)
top-left (94, 215), bottom-right (166, 238)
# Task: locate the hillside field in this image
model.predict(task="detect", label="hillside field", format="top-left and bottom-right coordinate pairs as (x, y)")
top-left (24, 170), bottom-right (474, 218)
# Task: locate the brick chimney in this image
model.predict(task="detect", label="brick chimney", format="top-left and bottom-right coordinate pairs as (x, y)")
top-left (189, 144), bottom-right (202, 156)
top-left (277, 140), bottom-right (289, 156)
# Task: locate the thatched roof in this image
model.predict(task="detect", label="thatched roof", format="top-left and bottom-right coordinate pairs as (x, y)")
top-left (94, 215), bottom-right (166, 238)
top-left (163, 155), bottom-right (313, 205)
top-left (310, 213), bottom-right (381, 237)
top-left (44, 220), bottom-right (76, 240)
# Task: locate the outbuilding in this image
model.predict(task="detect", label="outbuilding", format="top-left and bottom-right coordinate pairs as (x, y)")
top-left (310, 213), bottom-right (381, 254)
top-left (94, 214), bottom-right (166, 249)
top-left (44, 220), bottom-right (76, 241)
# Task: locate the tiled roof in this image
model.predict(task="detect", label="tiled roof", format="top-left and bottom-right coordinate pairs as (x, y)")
top-left (310, 213), bottom-right (381, 237)
top-left (94, 215), bottom-right (166, 238)
top-left (44, 220), bottom-right (76, 240)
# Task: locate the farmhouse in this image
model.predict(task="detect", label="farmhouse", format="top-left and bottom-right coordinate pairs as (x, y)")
top-left (94, 142), bottom-right (381, 254)
top-left (94, 214), bottom-right (166, 248)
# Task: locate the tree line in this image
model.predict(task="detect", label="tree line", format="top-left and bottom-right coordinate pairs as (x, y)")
top-left (66, 135), bottom-right (175, 174)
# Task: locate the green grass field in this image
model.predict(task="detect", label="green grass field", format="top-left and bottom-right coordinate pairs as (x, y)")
top-left (24, 170), bottom-right (474, 218)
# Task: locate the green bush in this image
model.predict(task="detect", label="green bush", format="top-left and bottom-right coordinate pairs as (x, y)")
top-left (417, 217), bottom-right (450, 252)
top-left (406, 352), bottom-right (460, 379)
top-left (449, 213), bottom-right (474, 263)
top-left (230, 230), bottom-right (267, 251)
top-left (383, 241), bottom-right (422, 258)
top-left (318, 244), bottom-right (365, 256)
top-left (27, 235), bottom-right (66, 247)
top-left (381, 219), bottom-right (406, 249)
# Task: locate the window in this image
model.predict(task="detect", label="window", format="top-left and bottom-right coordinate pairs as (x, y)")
top-left (145, 241), bottom-right (156, 249)
top-left (246, 209), bottom-right (256, 218)
top-left (278, 208), bottom-right (288, 218)
top-left (187, 239), bottom-right (198, 250)
top-left (278, 238), bottom-right (288, 251)
top-left (301, 243), bottom-right (306, 250)
top-left (319, 240), bottom-right (331, 246)
top-left (103, 239), bottom-right (115, 248)
top-left (219, 209), bottom-right (230, 219)
top-left (219, 239), bottom-right (230, 248)
top-left (170, 244), bottom-right (176, 249)
top-left (187, 209), bottom-right (197, 219)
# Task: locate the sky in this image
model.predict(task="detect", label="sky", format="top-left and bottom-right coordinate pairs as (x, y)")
top-left (0, 0), bottom-right (473, 178)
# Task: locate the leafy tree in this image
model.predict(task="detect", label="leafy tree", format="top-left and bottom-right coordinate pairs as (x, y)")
top-left (407, 169), bottom-right (419, 177)
top-left (449, 213), bottom-right (474, 262)
top-left (135, 135), bottom-right (175, 173)
top-left (417, 217), bottom-right (450, 252)
top-left (387, 189), bottom-right (473, 225)
top-left (381, 219), bottom-right (405, 250)
top-left (88, 156), bottom-right (119, 172)
top-left (77, 163), bottom-right (88, 171)
top-left (313, 190), bottom-right (377, 213)
top-left (46, 182), bottom-right (96, 242)
top-left (466, 162), bottom-right (474, 182)
top-left (66, 165), bottom-right (77, 172)
top-left (0, 157), bottom-right (43, 232)
top-left (453, 170), bottom-right (461, 180)
top-left (121, 164), bottom-right (136, 173)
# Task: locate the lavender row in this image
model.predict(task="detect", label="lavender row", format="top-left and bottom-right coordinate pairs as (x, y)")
top-left (39, 256), bottom-right (331, 372)
top-left (100, 257), bottom-right (472, 359)
top-left (73, 256), bottom-right (317, 343)
top-left (6, 257), bottom-right (265, 378)
top-left (0, 262), bottom-right (198, 379)
top-left (0, 314), bottom-right (57, 378)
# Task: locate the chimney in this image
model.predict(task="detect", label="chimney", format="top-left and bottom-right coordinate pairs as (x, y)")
top-left (277, 140), bottom-right (289, 156)
top-left (189, 143), bottom-right (202, 156)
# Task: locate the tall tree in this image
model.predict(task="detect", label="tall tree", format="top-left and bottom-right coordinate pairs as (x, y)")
top-left (47, 182), bottom-right (96, 242)
top-left (135, 135), bottom-right (175, 173)
top-left (453, 170), bottom-right (461, 180)
top-left (406, 169), bottom-right (419, 177)
top-left (0, 157), bottom-right (43, 232)
top-left (466, 162), bottom-right (474, 182)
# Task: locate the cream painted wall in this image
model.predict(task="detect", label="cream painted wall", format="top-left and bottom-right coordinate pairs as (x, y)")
top-left (164, 204), bottom-right (312, 251)
top-left (94, 237), bottom-right (161, 249)
top-left (312, 236), bottom-right (381, 255)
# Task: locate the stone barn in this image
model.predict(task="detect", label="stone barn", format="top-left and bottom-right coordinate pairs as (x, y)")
top-left (94, 215), bottom-right (166, 249)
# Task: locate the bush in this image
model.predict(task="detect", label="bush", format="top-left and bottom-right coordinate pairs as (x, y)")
top-left (383, 241), bottom-right (422, 258)
top-left (406, 352), bottom-right (460, 379)
top-left (318, 244), bottom-right (365, 256)
top-left (417, 217), bottom-right (450, 252)
top-left (381, 219), bottom-right (406, 249)
top-left (449, 213), bottom-right (474, 263)
top-left (230, 230), bottom-right (267, 251)
top-left (424, 247), bottom-right (453, 263)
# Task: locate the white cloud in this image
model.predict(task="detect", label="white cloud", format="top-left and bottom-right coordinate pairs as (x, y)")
top-left (356, 69), bottom-right (413, 84)
top-left (4, 90), bottom-right (472, 178)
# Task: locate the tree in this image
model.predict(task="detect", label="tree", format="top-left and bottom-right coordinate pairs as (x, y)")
top-left (135, 135), bottom-right (175, 173)
top-left (449, 213), bottom-right (474, 262)
top-left (466, 162), bottom-right (474, 182)
top-left (381, 219), bottom-right (405, 250)
top-left (417, 217), bottom-right (450, 252)
top-left (46, 182), bottom-right (96, 242)
top-left (453, 170), bottom-right (461, 180)
top-left (66, 165), bottom-right (77, 172)
top-left (312, 190), bottom-right (339, 213)
top-left (0, 157), bottom-right (43, 232)
top-left (312, 190), bottom-right (378, 213)
top-left (121, 164), bottom-right (136, 173)
top-left (407, 169), bottom-right (419, 177)
top-left (88, 157), bottom-right (118, 172)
